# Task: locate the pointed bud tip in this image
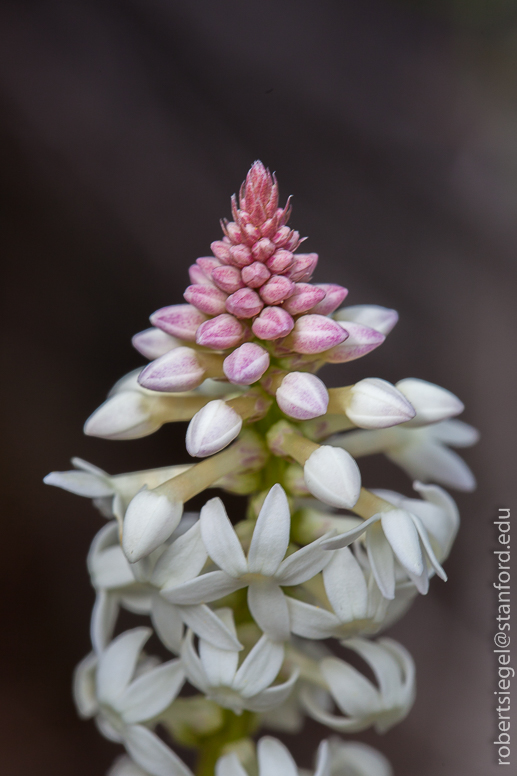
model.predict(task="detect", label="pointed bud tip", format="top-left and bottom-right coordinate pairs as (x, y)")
top-left (123, 488), bottom-right (183, 562)
top-left (186, 400), bottom-right (243, 457)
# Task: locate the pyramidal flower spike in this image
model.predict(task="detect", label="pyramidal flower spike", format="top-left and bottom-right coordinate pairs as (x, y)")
top-left (49, 162), bottom-right (474, 776)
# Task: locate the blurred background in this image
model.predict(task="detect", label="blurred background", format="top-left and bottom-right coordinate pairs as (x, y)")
top-left (0, 1), bottom-right (516, 774)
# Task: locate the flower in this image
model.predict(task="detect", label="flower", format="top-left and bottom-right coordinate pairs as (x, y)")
top-left (301, 637), bottom-right (415, 734)
top-left (162, 484), bottom-right (332, 641)
top-left (181, 608), bottom-right (299, 714)
top-left (331, 418), bottom-right (479, 491)
top-left (327, 739), bottom-right (393, 776)
top-left (216, 736), bottom-right (329, 776)
top-left (333, 304), bottom-right (399, 335)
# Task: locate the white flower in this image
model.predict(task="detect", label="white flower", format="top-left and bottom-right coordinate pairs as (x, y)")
top-left (182, 608), bottom-right (299, 714)
top-left (73, 627), bottom-right (187, 774)
top-left (44, 458), bottom-right (192, 524)
top-left (286, 548), bottom-right (388, 640)
top-left (333, 305), bottom-right (399, 335)
top-left (331, 418), bottom-right (478, 491)
top-left (395, 378), bottom-right (464, 427)
top-left (216, 736), bottom-right (329, 776)
top-left (162, 484), bottom-right (332, 641)
top-left (303, 446), bottom-right (361, 509)
top-left (87, 520), bottom-right (242, 653)
top-left (327, 739), bottom-right (393, 776)
top-left (301, 637), bottom-right (415, 734)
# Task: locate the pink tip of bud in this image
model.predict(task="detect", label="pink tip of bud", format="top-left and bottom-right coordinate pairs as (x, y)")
top-left (212, 265), bottom-right (245, 294)
top-left (266, 249), bottom-right (294, 274)
top-left (282, 283), bottom-right (326, 315)
top-left (242, 223), bottom-right (261, 244)
top-left (188, 263), bottom-right (215, 286)
top-left (138, 347), bottom-right (205, 392)
top-left (132, 328), bottom-right (180, 360)
top-left (211, 240), bottom-right (232, 263)
top-left (252, 306), bottom-right (295, 340)
top-left (229, 244), bottom-right (253, 267)
top-left (184, 284), bottom-right (228, 316)
top-left (196, 314), bottom-right (247, 350)
top-left (241, 261), bottom-right (271, 288)
top-left (259, 275), bottom-right (295, 305)
top-left (286, 253), bottom-right (318, 282)
top-left (276, 372), bottom-right (329, 420)
top-left (223, 342), bottom-right (270, 385)
top-left (288, 314), bottom-right (348, 354)
top-left (272, 226), bottom-right (292, 246)
top-left (225, 288), bottom-right (264, 318)
top-left (251, 238), bottom-right (276, 262)
top-left (309, 284), bottom-right (348, 315)
top-left (224, 222), bottom-right (243, 244)
top-left (325, 322), bottom-right (385, 363)
top-left (150, 304), bottom-right (207, 341)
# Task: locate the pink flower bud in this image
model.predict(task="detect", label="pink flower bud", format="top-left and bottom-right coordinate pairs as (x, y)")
top-left (132, 328), bottom-right (180, 359)
top-left (184, 284), bottom-right (228, 316)
top-left (197, 256), bottom-right (222, 276)
top-left (223, 342), bottom-right (270, 385)
top-left (188, 263), bottom-right (214, 286)
top-left (260, 217), bottom-right (279, 239)
top-left (276, 372), bottom-right (329, 420)
top-left (272, 226), bottom-right (292, 246)
top-left (196, 314), bottom-right (247, 349)
top-left (266, 249), bottom-right (294, 273)
top-left (138, 347), bottom-right (205, 392)
top-left (282, 283), bottom-right (326, 315)
top-left (229, 244), bottom-right (253, 267)
top-left (211, 240), bottom-right (232, 262)
top-left (325, 322), bottom-right (385, 363)
top-left (242, 223), bottom-right (261, 244)
top-left (212, 265), bottom-right (245, 294)
top-left (285, 230), bottom-right (301, 251)
top-left (286, 253), bottom-right (318, 282)
top-left (186, 400), bottom-right (243, 457)
top-left (225, 288), bottom-right (264, 318)
top-left (224, 222), bottom-right (243, 243)
top-left (259, 275), bottom-right (295, 305)
top-left (288, 314), bottom-right (348, 354)
top-left (241, 261), bottom-right (271, 288)
top-left (252, 306), bottom-right (295, 340)
top-left (308, 284), bottom-right (348, 315)
top-left (150, 304), bottom-right (207, 341)
top-left (251, 237), bottom-right (276, 262)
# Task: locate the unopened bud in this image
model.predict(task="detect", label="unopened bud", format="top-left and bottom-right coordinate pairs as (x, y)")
top-left (282, 283), bottom-right (326, 315)
top-left (287, 314), bottom-right (348, 354)
top-left (308, 284), bottom-right (348, 315)
top-left (266, 249), bottom-right (294, 273)
top-left (251, 238), bottom-right (276, 262)
top-left (226, 288), bottom-right (264, 318)
top-left (336, 378), bottom-right (416, 429)
top-left (138, 347), bottom-right (206, 392)
top-left (259, 275), bottom-right (295, 305)
top-left (276, 372), bottom-right (329, 420)
top-left (229, 244), bottom-right (253, 267)
top-left (131, 328), bottom-right (180, 360)
top-left (211, 240), bottom-right (232, 262)
top-left (241, 261), bottom-right (271, 288)
top-left (304, 446), bottom-right (361, 508)
top-left (196, 314), bottom-right (247, 349)
top-left (186, 400), bottom-right (243, 458)
top-left (84, 392), bottom-right (160, 440)
top-left (396, 378), bottom-right (464, 427)
top-left (184, 285), bottom-right (228, 316)
top-left (212, 265), bottom-right (245, 294)
top-left (334, 304), bottom-right (399, 335)
top-left (286, 253), bottom-right (318, 282)
top-left (252, 306), bottom-right (295, 340)
top-left (150, 304), bottom-right (207, 341)
top-left (223, 342), bottom-right (270, 385)
top-left (188, 263), bottom-right (215, 286)
top-left (325, 322), bottom-right (385, 363)
top-left (122, 487), bottom-right (183, 562)
top-left (197, 256), bottom-right (222, 275)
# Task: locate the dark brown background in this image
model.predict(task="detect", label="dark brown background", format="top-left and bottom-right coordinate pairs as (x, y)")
top-left (0, 1), bottom-right (516, 774)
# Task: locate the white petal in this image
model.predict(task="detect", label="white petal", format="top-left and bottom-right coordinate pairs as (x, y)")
top-left (388, 441), bottom-right (476, 491)
top-left (257, 737), bottom-right (298, 776)
top-left (247, 582), bottom-right (290, 642)
top-left (304, 446), bottom-right (361, 509)
top-left (200, 498), bottom-right (248, 576)
top-left (108, 754), bottom-right (149, 776)
top-left (151, 522), bottom-right (207, 589)
top-left (90, 545), bottom-right (136, 590)
top-left (396, 378), bottom-right (464, 427)
top-left (180, 631), bottom-right (209, 693)
top-left (200, 609), bottom-right (240, 687)
top-left (276, 537), bottom-right (332, 586)
top-left (411, 515), bottom-right (448, 582)
top-left (380, 510), bottom-right (423, 578)
top-left (321, 514), bottom-right (380, 551)
top-left (300, 686), bottom-right (365, 733)
top-left (379, 637), bottom-right (416, 706)
top-left (124, 725), bottom-right (193, 776)
top-left (344, 639), bottom-right (403, 707)
top-left (215, 753), bottom-right (248, 776)
top-left (161, 571), bottom-right (244, 605)
top-left (314, 740), bottom-right (331, 776)
top-left (412, 482), bottom-right (459, 561)
top-left (245, 666), bottom-right (299, 712)
top-left (123, 488), bottom-right (183, 563)
top-left (323, 548), bottom-right (368, 622)
top-left (150, 596), bottom-right (184, 654)
top-left (328, 741), bottom-right (393, 776)
top-left (84, 392), bottom-right (161, 440)
top-left (334, 305), bottom-right (399, 335)
top-left (43, 469), bottom-right (113, 497)
top-left (428, 419), bottom-right (480, 447)
top-left (286, 596), bottom-right (339, 639)
top-left (91, 591), bottom-right (119, 654)
top-left (180, 604), bottom-right (243, 651)
top-left (320, 657), bottom-right (380, 718)
top-left (234, 636), bottom-right (284, 697)
top-left (73, 652), bottom-right (98, 718)
top-left (96, 627), bottom-right (152, 705)
top-left (117, 660), bottom-right (185, 723)
top-left (366, 523), bottom-right (395, 600)
top-left (247, 484), bottom-right (290, 576)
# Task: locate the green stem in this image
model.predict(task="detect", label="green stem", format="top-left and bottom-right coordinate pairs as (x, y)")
top-left (195, 709), bottom-right (257, 776)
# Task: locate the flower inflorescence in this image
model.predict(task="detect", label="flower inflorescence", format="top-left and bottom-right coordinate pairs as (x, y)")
top-left (46, 162), bottom-right (477, 776)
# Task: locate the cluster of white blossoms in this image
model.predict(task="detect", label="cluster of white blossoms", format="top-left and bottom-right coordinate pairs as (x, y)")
top-left (46, 163), bottom-right (478, 776)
